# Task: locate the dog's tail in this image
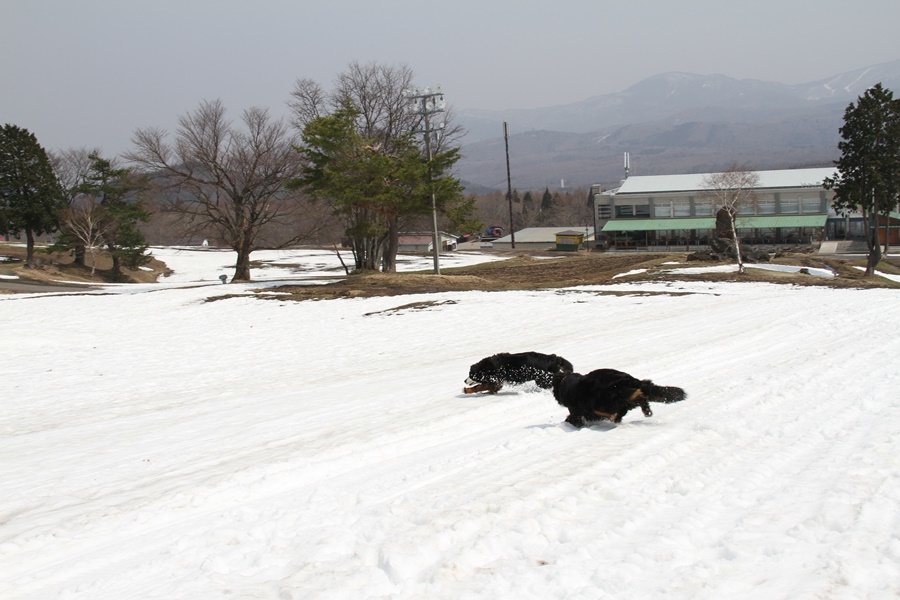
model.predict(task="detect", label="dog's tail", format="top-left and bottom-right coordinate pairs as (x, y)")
top-left (640, 380), bottom-right (687, 404)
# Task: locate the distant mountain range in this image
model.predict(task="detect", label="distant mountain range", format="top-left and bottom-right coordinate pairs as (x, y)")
top-left (456, 59), bottom-right (900, 192)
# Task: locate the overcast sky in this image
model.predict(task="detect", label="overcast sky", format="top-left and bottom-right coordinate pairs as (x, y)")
top-left (3, 0), bottom-right (898, 157)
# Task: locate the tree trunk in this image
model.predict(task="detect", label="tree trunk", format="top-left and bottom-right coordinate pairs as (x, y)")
top-left (382, 217), bottom-right (399, 273)
top-left (24, 229), bottom-right (36, 268)
top-left (866, 243), bottom-right (882, 276)
top-left (730, 216), bottom-right (745, 274)
top-left (233, 243), bottom-right (253, 282)
top-left (111, 253), bottom-right (122, 280)
top-left (881, 211), bottom-right (891, 257)
top-left (366, 237), bottom-right (380, 271)
top-left (333, 244), bottom-right (350, 275)
top-left (350, 239), bottom-right (364, 271)
top-left (862, 208), bottom-right (878, 277)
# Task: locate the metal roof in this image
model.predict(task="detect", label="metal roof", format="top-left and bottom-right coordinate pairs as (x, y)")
top-left (613, 168), bottom-right (836, 196)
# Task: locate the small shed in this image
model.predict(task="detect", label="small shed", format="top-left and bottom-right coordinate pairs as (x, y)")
top-left (555, 230), bottom-right (586, 251)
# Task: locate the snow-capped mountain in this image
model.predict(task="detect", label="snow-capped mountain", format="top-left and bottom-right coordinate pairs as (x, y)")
top-left (456, 59), bottom-right (899, 190)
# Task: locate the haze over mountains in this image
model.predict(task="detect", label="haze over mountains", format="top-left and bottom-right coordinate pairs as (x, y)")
top-left (456, 59), bottom-right (900, 192)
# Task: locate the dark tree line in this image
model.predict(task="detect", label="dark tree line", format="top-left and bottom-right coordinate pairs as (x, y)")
top-left (473, 187), bottom-right (593, 233)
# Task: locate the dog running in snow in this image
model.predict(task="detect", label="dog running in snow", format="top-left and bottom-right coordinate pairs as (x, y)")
top-left (463, 352), bottom-right (574, 394)
top-left (552, 368), bottom-right (687, 426)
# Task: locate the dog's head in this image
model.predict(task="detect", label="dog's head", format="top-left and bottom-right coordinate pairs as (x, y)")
top-left (551, 354), bottom-right (574, 373)
top-left (551, 371), bottom-right (577, 401)
top-left (463, 356), bottom-right (504, 393)
top-left (467, 355), bottom-right (501, 386)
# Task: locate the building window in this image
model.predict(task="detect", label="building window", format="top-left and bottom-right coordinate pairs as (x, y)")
top-left (673, 201), bottom-right (691, 217)
top-left (694, 200), bottom-right (712, 216)
top-left (801, 196), bottom-right (821, 213)
top-left (782, 197), bottom-right (800, 214)
top-left (597, 204), bottom-right (612, 219)
top-left (615, 205), bottom-right (634, 218)
top-left (654, 202), bottom-right (673, 218)
top-left (758, 199), bottom-right (776, 215)
top-left (635, 205), bottom-right (650, 218)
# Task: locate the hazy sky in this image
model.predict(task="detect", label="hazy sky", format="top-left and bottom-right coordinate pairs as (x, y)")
top-left (3, 0), bottom-right (898, 157)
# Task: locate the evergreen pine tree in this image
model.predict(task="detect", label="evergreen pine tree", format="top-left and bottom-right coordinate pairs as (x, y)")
top-left (0, 124), bottom-right (66, 266)
top-left (824, 83), bottom-right (900, 275)
top-left (523, 191), bottom-right (534, 212)
top-left (77, 153), bottom-right (151, 280)
top-left (541, 187), bottom-right (553, 211)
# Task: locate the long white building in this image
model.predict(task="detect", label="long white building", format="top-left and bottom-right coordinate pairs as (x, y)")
top-left (590, 168), bottom-right (845, 250)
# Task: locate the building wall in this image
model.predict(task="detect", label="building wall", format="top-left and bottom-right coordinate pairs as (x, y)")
top-left (596, 188), bottom-right (833, 222)
top-left (593, 169), bottom-right (840, 246)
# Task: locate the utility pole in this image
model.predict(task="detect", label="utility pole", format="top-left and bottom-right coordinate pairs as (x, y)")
top-left (407, 86), bottom-right (446, 274)
top-left (504, 122), bottom-right (516, 249)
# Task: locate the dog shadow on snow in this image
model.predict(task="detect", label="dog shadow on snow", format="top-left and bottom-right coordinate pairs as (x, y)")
top-left (528, 419), bottom-right (666, 432)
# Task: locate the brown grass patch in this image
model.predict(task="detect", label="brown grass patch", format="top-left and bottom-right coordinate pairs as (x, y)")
top-left (0, 242), bottom-right (170, 286)
top-left (3, 243), bottom-right (899, 298)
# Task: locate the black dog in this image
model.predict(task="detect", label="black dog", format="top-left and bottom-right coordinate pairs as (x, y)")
top-left (464, 352), bottom-right (574, 394)
top-left (552, 369), bottom-right (686, 426)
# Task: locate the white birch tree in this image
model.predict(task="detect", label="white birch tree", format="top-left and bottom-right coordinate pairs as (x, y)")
top-left (702, 164), bottom-right (760, 274)
top-left (60, 196), bottom-right (113, 275)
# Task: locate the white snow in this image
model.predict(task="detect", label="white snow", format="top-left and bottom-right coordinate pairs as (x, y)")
top-left (2, 248), bottom-right (899, 599)
top-left (613, 269), bottom-right (648, 279)
top-left (615, 263), bottom-right (835, 280)
top-left (853, 266), bottom-right (900, 283)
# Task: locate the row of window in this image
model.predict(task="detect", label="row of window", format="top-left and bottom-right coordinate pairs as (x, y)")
top-left (607, 227), bottom-right (822, 246)
top-left (598, 197), bottom-right (825, 219)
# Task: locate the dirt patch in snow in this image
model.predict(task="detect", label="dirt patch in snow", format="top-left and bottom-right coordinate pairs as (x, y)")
top-left (271, 251), bottom-right (900, 300)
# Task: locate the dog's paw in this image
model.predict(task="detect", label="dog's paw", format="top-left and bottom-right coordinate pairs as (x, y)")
top-left (559, 420), bottom-right (581, 431)
top-left (564, 414), bottom-right (586, 428)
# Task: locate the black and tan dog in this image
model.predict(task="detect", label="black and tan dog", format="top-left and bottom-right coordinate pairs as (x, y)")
top-left (464, 352), bottom-right (574, 394)
top-left (552, 369), bottom-right (686, 426)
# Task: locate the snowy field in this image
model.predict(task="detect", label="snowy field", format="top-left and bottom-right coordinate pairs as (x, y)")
top-left (1, 247), bottom-right (899, 599)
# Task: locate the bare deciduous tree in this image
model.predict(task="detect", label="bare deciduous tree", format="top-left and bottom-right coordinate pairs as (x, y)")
top-left (49, 146), bottom-right (102, 265)
top-left (126, 100), bottom-right (308, 282)
top-left (702, 163), bottom-right (760, 274)
top-left (291, 61), bottom-right (466, 153)
top-left (60, 196), bottom-right (113, 275)
top-left (49, 147), bottom-right (100, 194)
top-left (287, 78), bottom-right (328, 130)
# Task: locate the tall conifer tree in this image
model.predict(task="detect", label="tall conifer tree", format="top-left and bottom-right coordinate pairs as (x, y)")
top-left (824, 83), bottom-right (900, 275)
top-left (0, 124), bottom-right (66, 266)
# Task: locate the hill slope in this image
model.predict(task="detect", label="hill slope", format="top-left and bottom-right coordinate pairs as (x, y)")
top-left (457, 59), bottom-right (900, 190)
top-left (2, 253), bottom-right (898, 599)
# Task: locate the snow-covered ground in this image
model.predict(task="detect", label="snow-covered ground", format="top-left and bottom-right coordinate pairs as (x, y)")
top-left (1, 248), bottom-right (898, 599)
